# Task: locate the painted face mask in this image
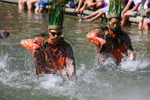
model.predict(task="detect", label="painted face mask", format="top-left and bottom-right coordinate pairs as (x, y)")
top-left (109, 18), bottom-right (121, 33)
top-left (49, 30), bottom-right (62, 42)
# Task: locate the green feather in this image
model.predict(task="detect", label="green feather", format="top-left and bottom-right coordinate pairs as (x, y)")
top-left (48, 0), bottom-right (67, 26)
top-left (108, 0), bottom-right (124, 16)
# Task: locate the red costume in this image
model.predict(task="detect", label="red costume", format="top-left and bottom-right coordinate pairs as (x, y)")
top-left (87, 28), bottom-right (135, 63)
top-left (20, 37), bottom-right (75, 77)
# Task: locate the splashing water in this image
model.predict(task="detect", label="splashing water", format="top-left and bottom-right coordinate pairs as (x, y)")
top-left (0, 51), bottom-right (150, 100)
top-left (0, 3), bottom-right (150, 99)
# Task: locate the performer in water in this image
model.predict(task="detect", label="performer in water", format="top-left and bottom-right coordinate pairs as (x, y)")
top-left (20, 0), bottom-right (75, 79)
top-left (0, 30), bottom-right (9, 39)
top-left (86, 0), bottom-right (135, 66)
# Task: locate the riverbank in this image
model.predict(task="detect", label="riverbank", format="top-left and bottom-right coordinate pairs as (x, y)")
top-left (0, 0), bottom-right (139, 26)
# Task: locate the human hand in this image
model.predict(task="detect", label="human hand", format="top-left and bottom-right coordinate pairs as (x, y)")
top-left (96, 37), bottom-right (106, 45)
top-left (127, 50), bottom-right (135, 60)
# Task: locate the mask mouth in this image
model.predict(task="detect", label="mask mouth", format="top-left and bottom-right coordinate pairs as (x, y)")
top-left (111, 27), bottom-right (119, 32)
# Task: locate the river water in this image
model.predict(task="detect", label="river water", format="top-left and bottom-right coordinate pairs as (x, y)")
top-left (0, 2), bottom-right (150, 100)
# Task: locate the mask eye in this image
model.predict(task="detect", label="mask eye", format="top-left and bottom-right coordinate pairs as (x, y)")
top-left (57, 32), bottom-right (62, 36)
top-left (50, 32), bottom-right (56, 36)
top-left (50, 32), bottom-right (62, 36)
top-left (110, 21), bottom-right (120, 28)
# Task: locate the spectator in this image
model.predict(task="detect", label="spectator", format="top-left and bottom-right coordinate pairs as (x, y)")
top-left (18, 0), bottom-right (38, 12)
top-left (66, 0), bottom-right (79, 8)
top-left (35, 0), bottom-right (52, 13)
top-left (139, 0), bottom-right (150, 30)
top-left (27, 0), bottom-right (38, 12)
top-left (75, 0), bottom-right (104, 12)
top-left (18, 0), bottom-right (29, 11)
top-left (121, 0), bottom-right (147, 27)
top-left (80, 0), bottom-right (108, 22)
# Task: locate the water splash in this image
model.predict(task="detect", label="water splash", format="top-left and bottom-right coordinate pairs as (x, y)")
top-left (0, 53), bottom-right (150, 100)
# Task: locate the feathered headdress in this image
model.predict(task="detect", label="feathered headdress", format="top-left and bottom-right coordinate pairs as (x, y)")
top-left (107, 0), bottom-right (123, 20)
top-left (48, 0), bottom-right (67, 30)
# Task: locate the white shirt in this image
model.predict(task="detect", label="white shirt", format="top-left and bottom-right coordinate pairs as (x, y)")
top-left (130, 0), bottom-right (147, 9)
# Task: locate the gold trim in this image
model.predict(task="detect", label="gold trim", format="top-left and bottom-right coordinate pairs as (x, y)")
top-left (48, 25), bottom-right (63, 30)
top-left (107, 14), bottom-right (121, 20)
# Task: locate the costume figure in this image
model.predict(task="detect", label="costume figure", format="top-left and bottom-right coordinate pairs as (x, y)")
top-left (20, 0), bottom-right (75, 79)
top-left (0, 30), bottom-right (9, 39)
top-left (87, 0), bottom-right (135, 65)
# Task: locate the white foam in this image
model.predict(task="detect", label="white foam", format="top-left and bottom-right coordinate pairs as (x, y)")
top-left (0, 53), bottom-right (149, 100)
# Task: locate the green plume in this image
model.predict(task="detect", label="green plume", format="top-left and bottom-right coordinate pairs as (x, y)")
top-left (48, 0), bottom-right (67, 26)
top-left (108, 0), bottom-right (123, 15)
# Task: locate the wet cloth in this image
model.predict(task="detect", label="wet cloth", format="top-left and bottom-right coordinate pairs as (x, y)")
top-left (86, 28), bottom-right (134, 62)
top-left (20, 37), bottom-right (75, 77)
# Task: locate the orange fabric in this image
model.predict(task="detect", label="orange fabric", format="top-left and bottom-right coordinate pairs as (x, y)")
top-left (20, 37), bottom-right (75, 77)
top-left (87, 28), bottom-right (129, 62)
top-left (108, 28), bottom-right (119, 37)
top-left (20, 37), bottom-right (45, 52)
top-left (110, 44), bottom-right (126, 61)
top-left (86, 29), bottom-right (106, 46)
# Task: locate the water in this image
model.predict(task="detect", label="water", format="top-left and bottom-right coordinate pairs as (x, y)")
top-left (0, 2), bottom-right (150, 100)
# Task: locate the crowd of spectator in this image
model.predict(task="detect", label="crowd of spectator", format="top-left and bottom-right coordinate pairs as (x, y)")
top-left (18, 0), bottom-right (150, 29)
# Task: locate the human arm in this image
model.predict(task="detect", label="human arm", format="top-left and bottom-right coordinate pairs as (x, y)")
top-left (129, 2), bottom-right (141, 12)
top-left (121, 0), bottom-right (133, 14)
top-left (20, 37), bottom-right (45, 52)
top-left (86, 29), bottom-right (106, 45)
top-left (125, 35), bottom-right (135, 60)
top-left (65, 44), bottom-right (76, 80)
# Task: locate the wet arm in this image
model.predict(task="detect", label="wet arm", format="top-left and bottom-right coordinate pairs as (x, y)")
top-left (66, 45), bottom-right (76, 79)
top-left (86, 29), bottom-right (106, 45)
top-left (125, 36), bottom-right (135, 60)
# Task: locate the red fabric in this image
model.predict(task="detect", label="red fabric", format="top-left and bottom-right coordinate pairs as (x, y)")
top-left (87, 28), bottom-right (133, 62)
top-left (20, 37), bottom-right (75, 77)
top-left (108, 28), bottom-right (119, 37)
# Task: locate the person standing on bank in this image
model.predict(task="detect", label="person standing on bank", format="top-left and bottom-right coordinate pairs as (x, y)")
top-left (20, 0), bottom-right (76, 80)
top-left (86, 0), bottom-right (135, 66)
